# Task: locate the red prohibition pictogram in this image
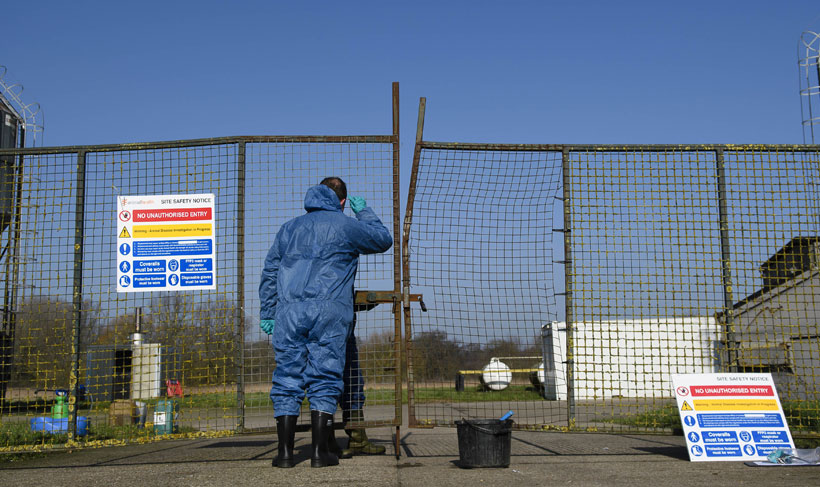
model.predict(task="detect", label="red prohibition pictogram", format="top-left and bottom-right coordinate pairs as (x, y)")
top-left (676, 386), bottom-right (689, 396)
top-left (119, 210), bottom-right (132, 222)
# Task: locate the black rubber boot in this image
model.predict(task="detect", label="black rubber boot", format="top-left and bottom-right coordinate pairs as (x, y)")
top-left (328, 426), bottom-right (353, 459)
top-left (310, 410), bottom-right (339, 468)
top-left (273, 415), bottom-right (297, 468)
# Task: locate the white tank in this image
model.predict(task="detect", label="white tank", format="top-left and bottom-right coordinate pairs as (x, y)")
top-left (480, 358), bottom-right (511, 391)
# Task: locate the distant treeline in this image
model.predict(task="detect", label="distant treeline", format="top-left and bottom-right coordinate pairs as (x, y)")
top-left (3, 295), bottom-right (242, 394)
top-left (2, 296), bottom-right (539, 399)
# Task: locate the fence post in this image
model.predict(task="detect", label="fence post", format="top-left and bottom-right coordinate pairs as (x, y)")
top-left (561, 147), bottom-right (575, 428)
top-left (715, 147), bottom-right (736, 370)
top-left (69, 150), bottom-right (87, 441)
top-left (402, 96), bottom-right (425, 428)
top-left (391, 82), bottom-right (403, 453)
top-left (236, 141), bottom-right (246, 432)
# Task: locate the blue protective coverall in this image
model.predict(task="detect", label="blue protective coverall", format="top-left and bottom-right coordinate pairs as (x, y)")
top-left (259, 185), bottom-right (393, 416)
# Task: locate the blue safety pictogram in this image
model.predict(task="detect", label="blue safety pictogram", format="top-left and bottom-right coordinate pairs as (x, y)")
top-left (691, 445), bottom-right (703, 457)
top-left (688, 432), bottom-right (700, 443)
top-left (119, 275), bottom-right (131, 287)
top-left (119, 261), bottom-right (131, 273)
top-left (739, 431), bottom-right (751, 442)
top-left (169, 274), bottom-right (179, 286)
top-left (743, 444), bottom-right (755, 456)
top-left (684, 415), bottom-right (696, 427)
top-left (119, 243), bottom-right (131, 256)
top-left (169, 259), bottom-right (179, 272)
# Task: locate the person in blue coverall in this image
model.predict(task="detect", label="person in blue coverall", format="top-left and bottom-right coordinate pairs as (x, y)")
top-left (259, 177), bottom-right (392, 468)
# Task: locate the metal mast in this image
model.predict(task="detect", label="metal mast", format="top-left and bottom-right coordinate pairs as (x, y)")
top-left (799, 30), bottom-right (820, 144)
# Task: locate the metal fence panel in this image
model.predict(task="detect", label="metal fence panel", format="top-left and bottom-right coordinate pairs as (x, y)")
top-left (722, 149), bottom-right (820, 428)
top-left (404, 142), bottom-right (820, 438)
top-left (565, 148), bottom-right (726, 432)
top-left (0, 131), bottom-right (401, 452)
top-left (404, 143), bottom-right (563, 428)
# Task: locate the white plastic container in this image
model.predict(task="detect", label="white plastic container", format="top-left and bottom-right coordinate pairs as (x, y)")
top-left (480, 358), bottom-right (512, 391)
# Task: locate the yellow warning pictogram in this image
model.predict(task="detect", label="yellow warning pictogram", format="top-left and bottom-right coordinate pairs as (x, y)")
top-left (119, 227), bottom-right (131, 238)
top-left (681, 401), bottom-right (693, 411)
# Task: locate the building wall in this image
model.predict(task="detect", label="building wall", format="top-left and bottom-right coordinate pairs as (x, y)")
top-left (730, 271), bottom-right (820, 401)
top-left (548, 317), bottom-right (720, 400)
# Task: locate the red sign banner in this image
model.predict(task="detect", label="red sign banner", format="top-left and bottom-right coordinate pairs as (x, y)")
top-left (690, 385), bottom-right (774, 397)
top-left (133, 208), bottom-right (212, 222)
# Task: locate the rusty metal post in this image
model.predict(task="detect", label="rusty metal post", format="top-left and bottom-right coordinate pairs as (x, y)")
top-left (403, 97), bottom-right (425, 428)
top-left (69, 150), bottom-right (86, 440)
top-left (561, 148), bottom-right (576, 428)
top-left (391, 82), bottom-right (402, 457)
top-left (715, 148), bottom-right (736, 370)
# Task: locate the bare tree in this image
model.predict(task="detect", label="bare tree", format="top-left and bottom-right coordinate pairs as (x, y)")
top-left (191, 299), bottom-right (240, 386)
top-left (358, 330), bottom-right (396, 386)
top-left (10, 297), bottom-right (99, 390)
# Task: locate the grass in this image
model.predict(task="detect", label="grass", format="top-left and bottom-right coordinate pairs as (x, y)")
top-left (605, 400), bottom-right (820, 448)
top-left (0, 389), bottom-right (273, 414)
top-left (0, 420), bottom-right (198, 452)
top-left (348, 384), bottom-right (544, 404)
top-left (781, 400), bottom-right (820, 433)
top-left (182, 385), bottom-right (545, 407)
top-left (417, 385), bottom-right (544, 402)
top-left (6, 392), bottom-right (818, 450)
top-left (83, 385), bottom-right (544, 410)
top-left (604, 403), bottom-right (682, 430)
top-left (0, 421), bottom-right (70, 449)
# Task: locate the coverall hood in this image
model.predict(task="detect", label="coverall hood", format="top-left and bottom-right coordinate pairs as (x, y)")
top-left (304, 185), bottom-right (342, 212)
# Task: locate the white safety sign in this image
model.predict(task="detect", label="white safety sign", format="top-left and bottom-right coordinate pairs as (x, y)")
top-left (116, 194), bottom-right (216, 292)
top-left (672, 373), bottom-right (795, 462)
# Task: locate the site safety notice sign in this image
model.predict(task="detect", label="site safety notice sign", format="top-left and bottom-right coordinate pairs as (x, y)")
top-left (116, 194), bottom-right (216, 292)
top-left (672, 373), bottom-right (795, 462)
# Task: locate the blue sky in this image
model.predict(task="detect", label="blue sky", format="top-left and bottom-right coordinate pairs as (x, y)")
top-left (4, 1), bottom-right (819, 154)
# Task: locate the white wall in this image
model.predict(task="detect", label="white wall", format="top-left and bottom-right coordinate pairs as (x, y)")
top-left (547, 317), bottom-right (720, 400)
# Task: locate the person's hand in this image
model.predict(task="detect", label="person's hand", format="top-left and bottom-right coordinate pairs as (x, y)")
top-left (260, 319), bottom-right (275, 335)
top-left (349, 196), bottom-right (367, 214)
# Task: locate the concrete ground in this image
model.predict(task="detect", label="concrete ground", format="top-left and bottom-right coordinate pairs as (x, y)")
top-left (2, 425), bottom-right (820, 486)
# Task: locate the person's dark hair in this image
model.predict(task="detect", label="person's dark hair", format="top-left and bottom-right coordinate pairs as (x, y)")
top-left (320, 177), bottom-right (347, 202)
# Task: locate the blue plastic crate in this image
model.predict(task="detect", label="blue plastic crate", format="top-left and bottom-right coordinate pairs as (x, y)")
top-left (30, 416), bottom-right (89, 436)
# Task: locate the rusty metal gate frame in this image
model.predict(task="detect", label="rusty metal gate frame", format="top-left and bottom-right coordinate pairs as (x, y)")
top-left (402, 97), bottom-right (820, 436)
top-left (0, 84), bottom-right (404, 453)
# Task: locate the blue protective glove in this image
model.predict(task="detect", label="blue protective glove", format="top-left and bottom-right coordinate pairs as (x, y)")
top-left (348, 196), bottom-right (367, 214)
top-left (260, 319), bottom-right (275, 335)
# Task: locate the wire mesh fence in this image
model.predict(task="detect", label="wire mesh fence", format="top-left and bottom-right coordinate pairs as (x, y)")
top-left (0, 134), bottom-right (401, 452)
top-left (1, 119), bottom-right (817, 453)
top-left (403, 144), bottom-right (563, 428)
top-left (404, 143), bottom-right (820, 437)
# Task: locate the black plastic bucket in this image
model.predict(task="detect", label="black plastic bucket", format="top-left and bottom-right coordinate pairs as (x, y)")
top-left (455, 418), bottom-right (513, 468)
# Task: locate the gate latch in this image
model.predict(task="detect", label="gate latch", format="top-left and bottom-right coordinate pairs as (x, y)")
top-left (354, 290), bottom-right (426, 312)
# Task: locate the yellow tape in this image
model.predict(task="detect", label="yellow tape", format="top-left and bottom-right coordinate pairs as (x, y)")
top-left (458, 368), bottom-right (540, 375)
